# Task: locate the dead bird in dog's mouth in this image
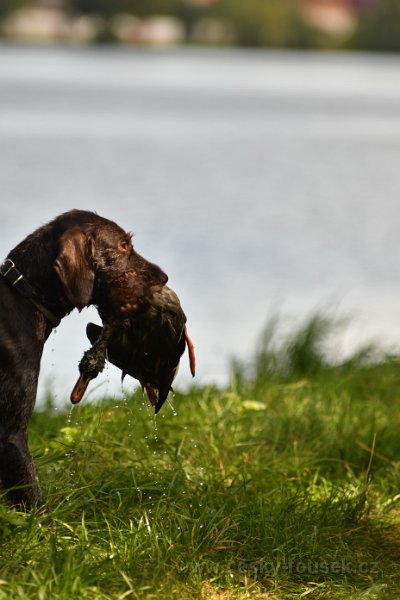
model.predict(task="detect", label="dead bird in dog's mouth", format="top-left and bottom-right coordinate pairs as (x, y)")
top-left (71, 285), bottom-right (195, 413)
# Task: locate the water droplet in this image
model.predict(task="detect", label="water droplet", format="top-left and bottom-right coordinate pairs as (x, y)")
top-left (66, 406), bottom-right (74, 426)
top-left (167, 398), bottom-right (177, 416)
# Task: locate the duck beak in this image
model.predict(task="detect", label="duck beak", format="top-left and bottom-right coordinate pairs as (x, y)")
top-left (70, 373), bottom-right (93, 404)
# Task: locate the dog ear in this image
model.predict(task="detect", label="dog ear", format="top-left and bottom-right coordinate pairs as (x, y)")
top-left (54, 228), bottom-right (95, 310)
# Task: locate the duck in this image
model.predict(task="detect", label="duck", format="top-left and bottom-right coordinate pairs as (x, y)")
top-left (71, 286), bottom-right (195, 413)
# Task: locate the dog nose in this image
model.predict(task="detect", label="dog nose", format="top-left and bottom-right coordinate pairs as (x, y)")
top-left (151, 263), bottom-right (168, 286)
top-left (131, 252), bottom-right (168, 287)
top-left (159, 268), bottom-right (168, 286)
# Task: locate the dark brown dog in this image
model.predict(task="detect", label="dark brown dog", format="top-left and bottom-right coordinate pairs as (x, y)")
top-left (0, 209), bottom-right (167, 509)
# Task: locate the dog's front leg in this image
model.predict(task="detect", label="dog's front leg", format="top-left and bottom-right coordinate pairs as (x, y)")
top-left (0, 429), bottom-right (44, 509)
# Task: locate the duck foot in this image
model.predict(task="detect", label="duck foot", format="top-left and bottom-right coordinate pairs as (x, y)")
top-left (184, 326), bottom-right (196, 377)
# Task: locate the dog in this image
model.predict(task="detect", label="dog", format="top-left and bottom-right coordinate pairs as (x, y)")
top-left (0, 209), bottom-right (167, 509)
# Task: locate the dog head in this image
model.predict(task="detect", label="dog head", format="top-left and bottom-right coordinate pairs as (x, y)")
top-left (53, 210), bottom-right (167, 313)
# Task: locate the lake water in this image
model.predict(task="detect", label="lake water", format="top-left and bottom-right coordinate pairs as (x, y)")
top-left (1, 43), bottom-right (400, 406)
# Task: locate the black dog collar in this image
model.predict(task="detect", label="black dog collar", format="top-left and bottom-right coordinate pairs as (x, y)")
top-left (0, 258), bottom-right (61, 328)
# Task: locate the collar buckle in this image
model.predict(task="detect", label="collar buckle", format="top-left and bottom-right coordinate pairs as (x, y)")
top-left (0, 258), bottom-right (17, 280)
top-left (1, 257), bottom-right (60, 328)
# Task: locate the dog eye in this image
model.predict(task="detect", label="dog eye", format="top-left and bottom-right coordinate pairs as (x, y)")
top-left (119, 240), bottom-right (130, 252)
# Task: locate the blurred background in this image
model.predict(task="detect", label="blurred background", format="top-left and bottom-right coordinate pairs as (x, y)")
top-left (0, 0), bottom-right (400, 405)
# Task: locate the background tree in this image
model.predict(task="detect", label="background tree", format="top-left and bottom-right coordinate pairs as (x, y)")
top-left (67, 0), bottom-right (184, 19)
top-left (207, 0), bottom-right (312, 48)
top-left (0, 0), bottom-right (25, 19)
top-left (352, 0), bottom-right (400, 51)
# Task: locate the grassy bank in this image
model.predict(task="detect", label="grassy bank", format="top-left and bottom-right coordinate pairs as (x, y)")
top-left (1, 317), bottom-right (400, 599)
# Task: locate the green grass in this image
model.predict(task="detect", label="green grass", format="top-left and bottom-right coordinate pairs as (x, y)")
top-left (2, 316), bottom-right (400, 599)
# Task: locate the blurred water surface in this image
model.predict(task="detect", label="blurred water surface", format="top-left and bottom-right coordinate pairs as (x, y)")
top-left (1, 43), bottom-right (400, 405)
